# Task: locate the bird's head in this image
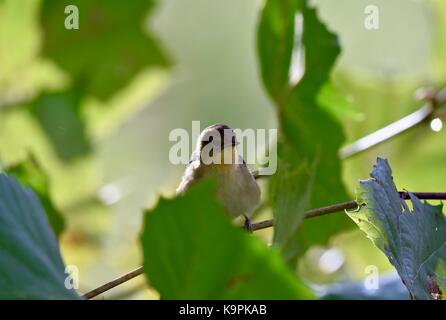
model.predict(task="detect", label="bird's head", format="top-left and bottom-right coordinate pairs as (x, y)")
top-left (196, 124), bottom-right (239, 165)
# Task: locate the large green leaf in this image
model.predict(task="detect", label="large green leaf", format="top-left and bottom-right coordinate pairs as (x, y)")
top-left (0, 174), bottom-right (80, 299)
top-left (347, 158), bottom-right (446, 300)
top-left (5, 155), bottom-right (65, 237)
top-left (258, 0), bottom-right (353, 261)
top-left (40, 0), bottom-right (170, 100)
top-left (140, 179), bottom-right (314, 299)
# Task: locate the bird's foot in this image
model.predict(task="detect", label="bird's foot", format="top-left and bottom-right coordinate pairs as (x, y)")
top-left (243, 215), bottom-right (253, 233)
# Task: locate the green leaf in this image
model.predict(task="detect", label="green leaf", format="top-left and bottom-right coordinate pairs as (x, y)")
top-left (317, 83), bottom-right (359, 123)
top-left (140, 179), bottom-right (314, 299)
top-left (0, 174), bottom-right (80, 299)
top-left (5, 155), bottom-right (65, 237)
top-left (40, 0), bottom-right (170, 100)
top-left (257, 0), bottom-right (353, 260)
top-left (271, 161), bottom-right (313, 264)
top-left (347, 158), bottom-right (446, 300)
top-left (257, 0), bottom-right (297, 102)
top-left (283, 3), bottom-right (353, 247)
top-left (30, 88), bottom-right (91, 161)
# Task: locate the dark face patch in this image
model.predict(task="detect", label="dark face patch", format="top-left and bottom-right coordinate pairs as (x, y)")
top-left (213, 124), bottom-right (231, 137)
top-left (200, 124), bottom-right (237, 150)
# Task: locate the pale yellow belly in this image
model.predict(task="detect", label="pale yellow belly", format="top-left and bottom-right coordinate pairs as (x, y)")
top-left (214, 165), bottom-right (260, 218)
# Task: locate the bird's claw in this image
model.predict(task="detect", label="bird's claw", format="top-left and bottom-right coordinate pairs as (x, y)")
top-left (243, 216), bottom-right (253, 233)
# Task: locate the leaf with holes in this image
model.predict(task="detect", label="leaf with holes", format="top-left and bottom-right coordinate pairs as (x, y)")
top-left (347, 158), bottom-right (446, 300)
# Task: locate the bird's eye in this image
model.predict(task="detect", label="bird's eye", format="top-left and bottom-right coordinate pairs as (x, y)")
top-left (208, 136), bottom-right (214, 142)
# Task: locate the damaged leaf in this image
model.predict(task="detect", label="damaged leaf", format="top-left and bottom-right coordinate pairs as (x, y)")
top-left (347, 158), bottom-right (446, 300)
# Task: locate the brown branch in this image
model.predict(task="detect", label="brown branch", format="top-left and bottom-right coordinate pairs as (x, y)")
top-left (398, 192), bottom-right (446, 200)
top-left (82, 266), bottom-right (144, 300)
top-left (251, 200), bottom-right (358, 231)
top-left (82, 191), bottom-right (446, 299)
top-left (252, 192), bottom-right (446, 231)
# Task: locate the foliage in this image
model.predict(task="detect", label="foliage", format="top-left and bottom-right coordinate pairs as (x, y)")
top-left (348, 158), bottom-right (446, 300)
top-left (258, 0), bottom-right (353, 264)
top-left (21, 0), bottom-right (172, 161)
top-left (0, 174), bottom-right (79, 299)
top-left (5, 155), bottom-right (65, 236)
top-left (30, 88), bottom-right (90, 161)
top-left (40, 0), bottom-right (170, 100)
top-left (141, 179), bottom-right (313, 299)
top-left (0, 0), bottom-right (445, 301)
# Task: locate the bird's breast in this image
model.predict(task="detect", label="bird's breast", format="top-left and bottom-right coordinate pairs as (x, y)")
top-left (212, 164), bottom-right (260, 218)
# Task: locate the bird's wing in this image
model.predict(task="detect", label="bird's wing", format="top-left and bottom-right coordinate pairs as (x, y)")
top-left (238, 155), bottom-right (258, 178)
top-left (176, 151), bottom-right (201, 194)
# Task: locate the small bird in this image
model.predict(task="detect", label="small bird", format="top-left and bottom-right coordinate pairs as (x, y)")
top-left (176, 124), bottom-right (261, 229)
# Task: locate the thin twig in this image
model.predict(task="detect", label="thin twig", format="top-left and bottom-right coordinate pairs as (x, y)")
top-left (251, 87), bottom-right (446, 179)
top-left (82, 191), bottom-right (446, 299)
top-left (398, 192), bottom-right (446, 200)
top-left (251, 200), bottom-right (358, 231)
top-left (82, 266), bottom-right (144, 300)
top-left (252, 192), bottom-right (446, 231)
top-left (105, 282), bottom-right (148, 300)
top-left (339, 104), bottom-right (433, 159)
top-left (339, 87), bottom-right (446, 160)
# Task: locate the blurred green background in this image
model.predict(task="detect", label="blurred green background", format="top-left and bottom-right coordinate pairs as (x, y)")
top-left (0, 0), bottom-right (445, 299)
